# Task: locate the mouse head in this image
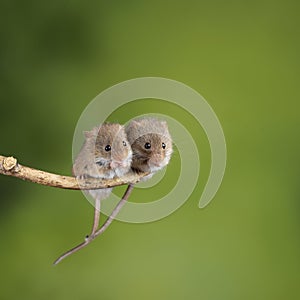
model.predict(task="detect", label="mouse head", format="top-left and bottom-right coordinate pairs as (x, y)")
top-left (85, 123), bottom-right (132, 176)
top-left (126, 118), bottom-right (173, 173)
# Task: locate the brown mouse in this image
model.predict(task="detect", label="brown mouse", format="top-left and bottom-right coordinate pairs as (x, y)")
top-left (125, 117), bottom-right (173, 178)
top-left (73, 122), bottom-right (132, 218)
top-left (54, 123), bottom-right (132, 264)
top-left (73, 123), bottom-right (132, 190)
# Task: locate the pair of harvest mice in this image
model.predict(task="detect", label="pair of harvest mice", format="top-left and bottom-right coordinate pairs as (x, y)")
top-left (74, 117), bottom-right (173, 237)
top-left (73, 117), bottom-right (173, 196)
top-left (54, 117), bottom-right (172, 264)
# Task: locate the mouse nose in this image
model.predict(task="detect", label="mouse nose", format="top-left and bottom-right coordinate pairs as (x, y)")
top-left (110, 160), bottom-right (128, 169)
top-left (110, 161), bottom-right (121, 169)
top-left (151, 154), bottom-right (162, 164)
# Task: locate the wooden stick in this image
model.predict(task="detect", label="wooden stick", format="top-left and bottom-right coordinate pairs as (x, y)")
top-left (0, 155), bottom-right (147, 190)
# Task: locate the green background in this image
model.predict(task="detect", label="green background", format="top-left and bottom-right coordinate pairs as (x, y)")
top-left (0, 0), bottom-right (299, 299)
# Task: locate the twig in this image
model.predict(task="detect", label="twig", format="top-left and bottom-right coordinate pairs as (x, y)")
top-left (0, 155), bottom-right (142, 264)
top-left (0, 155), bottom-right (147, 190)
top-left (53, 184), bottom-right (134, 265)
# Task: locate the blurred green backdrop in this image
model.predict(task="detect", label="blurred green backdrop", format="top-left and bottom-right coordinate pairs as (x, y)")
top-left (0, 0), bottom-right (299, 299)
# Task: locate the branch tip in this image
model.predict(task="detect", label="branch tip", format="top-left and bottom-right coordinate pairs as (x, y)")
top-left (3, 156), bottom-right (17, 171)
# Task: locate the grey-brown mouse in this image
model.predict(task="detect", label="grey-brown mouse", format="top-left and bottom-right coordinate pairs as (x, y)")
top-left (125, 117), bottom-right (172, 178)
top-left (73, 123), bottom-right (132, 200)
top-left (53, 123), bottom-right (132, 265)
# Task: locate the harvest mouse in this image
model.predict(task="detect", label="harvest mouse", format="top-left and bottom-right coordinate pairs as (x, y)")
top-left (125, 117), bottom-right (173, 179)
top-left (54, 123), bottom-right (132, 264)
top-left (73, 123), bottom-right (132, 195)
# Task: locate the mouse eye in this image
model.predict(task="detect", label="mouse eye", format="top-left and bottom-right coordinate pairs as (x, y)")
top-left (122, 141), bottom-right (127, 146)
top-left (144, 142), bottom-right (151, 149)
top-left (162, 142), bottom-right (166, 149)
top-left (105, 145), bottom-right (111, 152)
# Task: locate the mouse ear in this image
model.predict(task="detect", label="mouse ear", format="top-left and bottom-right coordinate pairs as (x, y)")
top-left (84, 126), bottom-right (99, 139)
top-left (126, 120), bottom-right (141, 132)
top-left (83, 130), bottom-right (92, 138)
top-left (156, 120), bottom-right (169, 131)
top-left (129, 120), bottom-right (140, 127)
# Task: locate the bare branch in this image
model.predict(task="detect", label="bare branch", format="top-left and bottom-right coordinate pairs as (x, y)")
top-left (0, 155), bottom-right (147, 190)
